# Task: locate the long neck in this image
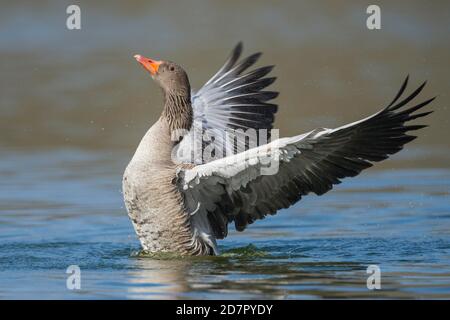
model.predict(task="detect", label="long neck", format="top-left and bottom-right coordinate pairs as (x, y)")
top-left (162, 92), bottom-right (193, 135)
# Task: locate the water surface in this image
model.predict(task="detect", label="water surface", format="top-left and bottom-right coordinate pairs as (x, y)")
top-left (0, 149), bottom-right (449, 299)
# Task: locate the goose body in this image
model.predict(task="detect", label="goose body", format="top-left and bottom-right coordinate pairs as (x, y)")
top-left (123, 43), bottom-right (434, 256)
top-left (123, 118), bottom-right (214, 255)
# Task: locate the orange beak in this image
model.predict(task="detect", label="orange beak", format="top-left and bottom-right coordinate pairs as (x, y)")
top-left (134, 54), bottom-right (162, 75)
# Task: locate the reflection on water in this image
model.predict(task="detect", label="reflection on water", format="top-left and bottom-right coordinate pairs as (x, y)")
top-left (127, 238), bottom-right (450, 299)
top-left (0, 149), bottom-right (449, 299)
top-left (127, 258), bottom-right (194, 299)
top-left (0, 1), bottom-right (449, 299)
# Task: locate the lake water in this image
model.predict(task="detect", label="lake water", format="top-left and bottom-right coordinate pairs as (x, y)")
top-left (0, 149), bottom-right (449, 299)
top-left (0, 1), bottom-right (449, 299)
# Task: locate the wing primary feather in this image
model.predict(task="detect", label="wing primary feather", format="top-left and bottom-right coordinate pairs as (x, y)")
top-left (204, 42), bottom-right (243, 87)
top-left (387, 75), bottom-right (409, 107)
top-left (388, 81), bottom-right (427, 111)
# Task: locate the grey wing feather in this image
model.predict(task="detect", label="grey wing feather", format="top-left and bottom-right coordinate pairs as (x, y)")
top-left (177, 76), bottom-right (435, 239)
top-left (175, 42), bottom-right (278, 164)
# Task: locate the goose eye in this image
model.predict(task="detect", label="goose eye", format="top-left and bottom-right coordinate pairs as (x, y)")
top-left (169, 66), bottom-right (175, 72)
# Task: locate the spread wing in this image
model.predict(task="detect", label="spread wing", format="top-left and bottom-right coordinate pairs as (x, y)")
top-left (176, 76), bottom-right (434, 239)
top-left (174, 42), bottom-right (278, 164)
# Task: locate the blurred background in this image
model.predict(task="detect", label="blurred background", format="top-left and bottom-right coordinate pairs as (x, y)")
top-left (1, 0), bottom-right (449, 161)
top-left (0, 1), bottom-right (449, 299)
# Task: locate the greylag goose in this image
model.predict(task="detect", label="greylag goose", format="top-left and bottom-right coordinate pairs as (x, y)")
top-left (123, 43), bottom-right (434, 256)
